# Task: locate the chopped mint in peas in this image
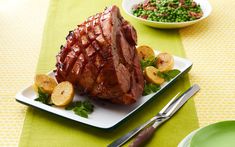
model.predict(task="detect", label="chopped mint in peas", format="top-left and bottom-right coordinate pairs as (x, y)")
top-left (132, 0), bottom-right (203, 23)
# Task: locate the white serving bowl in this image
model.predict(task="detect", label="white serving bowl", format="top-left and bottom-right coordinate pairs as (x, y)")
top-left (122, 0), bottom-right (212, 29)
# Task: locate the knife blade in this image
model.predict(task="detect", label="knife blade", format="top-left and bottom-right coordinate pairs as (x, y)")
top-left (108, 84), bottom-right (200, 147)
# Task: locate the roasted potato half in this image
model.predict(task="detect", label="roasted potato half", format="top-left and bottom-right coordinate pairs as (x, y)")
top-left (144, 66), bottom-right (165, 85)
top-left (156, 52), bottom-right (174, 72)
top-left (137, 45), bottom-right (155, 60)
top-left (51, 81), bottom-right (74, 106)
top-left (34, 74), bottom-right (57, 94)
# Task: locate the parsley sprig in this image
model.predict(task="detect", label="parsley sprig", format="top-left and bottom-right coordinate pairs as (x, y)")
top-left (157, 69), bottom-right (181, 81)
top-left (65, 100), bottom-right (94, 118)
top-left (143, 83), bottom-right (160, 96)
top-left (35, 88), bottom-right (52, 105)
top-left (140, 58), bottom-right (157, 70)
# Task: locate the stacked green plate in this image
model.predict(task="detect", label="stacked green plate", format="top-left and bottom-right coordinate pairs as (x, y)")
top-left (178, 121), bottom-right (235, 147)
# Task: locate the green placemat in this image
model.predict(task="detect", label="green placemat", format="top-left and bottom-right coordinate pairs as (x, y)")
top-left (19, 0), bottom-right (199, 146)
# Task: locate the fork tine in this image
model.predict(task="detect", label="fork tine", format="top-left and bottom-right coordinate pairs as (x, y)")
top-left (159, 92), bottom-right (180, 115)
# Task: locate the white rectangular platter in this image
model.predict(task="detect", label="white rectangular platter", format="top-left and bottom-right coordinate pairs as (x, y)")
top-left (16, 54), bottom-right (192, 129)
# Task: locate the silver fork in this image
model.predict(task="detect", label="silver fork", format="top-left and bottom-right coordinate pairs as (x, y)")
top-left (108, 84), bottom-right (200, 147)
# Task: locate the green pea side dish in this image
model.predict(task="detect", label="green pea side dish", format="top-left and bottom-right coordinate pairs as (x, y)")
top-left (132, 0), bottom-right (203, 23)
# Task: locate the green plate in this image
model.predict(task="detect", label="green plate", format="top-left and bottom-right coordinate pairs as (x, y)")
top-left (190, 121), bottom-right (235, 147)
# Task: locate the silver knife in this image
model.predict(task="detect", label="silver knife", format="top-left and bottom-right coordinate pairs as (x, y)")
top-left (108, 84), bottom-right (200, 147)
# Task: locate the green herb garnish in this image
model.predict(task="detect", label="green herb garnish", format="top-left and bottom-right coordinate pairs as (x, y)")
top-left (140, 58), bottom-right (157, 70)
top-left (65, 100), bottom-right (94, 118)
top-left (65, 101), bottom-right (82, 110)
top-left (35, 88), bottom-right (52, 105)
top-left (143, 69), bottom-right (180, 96)
top-left (143, 83), bottom-right (160, 96)
top-left (158, 69), bottom-right (181, 81)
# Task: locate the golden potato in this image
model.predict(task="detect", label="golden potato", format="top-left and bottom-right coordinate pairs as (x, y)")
top-left (144, 66), bottom-right (165, 85)
top-left (34, 74), bottom-right (57, 94)
top-left (51, 81), bottom-right (74, 106)
top-left (156, 52), bottom-right (174, 72)
top-left (137, 45), bottom-right (155, 60)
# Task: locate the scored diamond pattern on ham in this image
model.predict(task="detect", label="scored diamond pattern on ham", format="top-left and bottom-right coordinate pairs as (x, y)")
top-left (54, 5), bottom-right (144, 104)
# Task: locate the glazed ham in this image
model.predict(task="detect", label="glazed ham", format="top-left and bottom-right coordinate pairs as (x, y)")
top-left (54, 5), bottom-right (144, 104)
